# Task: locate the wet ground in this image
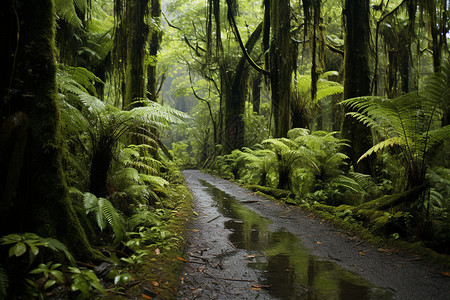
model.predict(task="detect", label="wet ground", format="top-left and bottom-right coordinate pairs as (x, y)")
top-left (177, 170), bottom-right (450, 299)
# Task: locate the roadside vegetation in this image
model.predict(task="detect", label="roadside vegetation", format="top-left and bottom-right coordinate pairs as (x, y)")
top-left (1, 0), bottom-right (449, 299)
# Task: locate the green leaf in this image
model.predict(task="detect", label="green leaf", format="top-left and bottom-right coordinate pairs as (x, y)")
top-left (10, 242), bottom-right (27, 257)
top-left (29, 244), bottom-right (40, 257)
top-left (44, 279), bottom-right (56, 290)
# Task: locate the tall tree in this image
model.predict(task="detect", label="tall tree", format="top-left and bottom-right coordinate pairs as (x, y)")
top-left (147, 0), bottom-right (162, 102)
top-left (123, 0), bottom-right (149, 108)
top-left (340, 0), bottom-right (373, 174)
top-left (0, 0), bottom-right (93, 258)
top-left (268, 0), bottom-right (293, 138)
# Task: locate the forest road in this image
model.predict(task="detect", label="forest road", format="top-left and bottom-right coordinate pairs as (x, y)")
top-left (177, 170), bottom-right (450, 300)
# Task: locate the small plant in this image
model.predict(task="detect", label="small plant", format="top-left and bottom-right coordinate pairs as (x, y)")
top-left (120, 249), bottom-right (149, 266)
top-left (25, 262), bottom-right (64, 299)
top-left (0, 233), bottom-right (74, 265)
top-left (69, 267), bottom-right (106, 299)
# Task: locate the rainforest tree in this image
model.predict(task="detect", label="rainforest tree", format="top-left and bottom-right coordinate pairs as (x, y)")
top-left (340, 0), bottom-right (373, 174)
top-left (0, 0), bottom-right (93, 258)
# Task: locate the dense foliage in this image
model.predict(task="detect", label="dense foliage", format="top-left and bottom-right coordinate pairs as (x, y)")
top-left (0, 0), bottom-right (449, 298)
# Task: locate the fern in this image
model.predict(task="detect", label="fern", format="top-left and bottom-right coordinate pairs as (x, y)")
top-left (40, 238), bottom-right (75, 265)
top-left (341, 62), bottom-right (450, 189)
top-left (54, 0), bottom-right (83, 27)
top-left (83, 192), bottom-right (125, 243)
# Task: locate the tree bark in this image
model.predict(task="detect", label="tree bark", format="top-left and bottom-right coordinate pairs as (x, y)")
top-left (224, 23), bottom-right (263, 153)
top-left (341, 0), bottom-right (373, 174)
top-left (252, 73), bottom-right (262, 114)
top-left (0, 0), bottom-right (93, 259)
top-left (147, 0), bottom-right (161, 102)
top-left (269, 0), bottom-right (292, 138)
top-left (124, 0), bottom-right (149, 108)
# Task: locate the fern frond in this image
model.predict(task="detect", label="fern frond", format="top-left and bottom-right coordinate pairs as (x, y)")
top-left (54, 0), bottom-right (83, 27)
top-left (98, 198), bottom-right (125, 243)
top-left (40, 237), bottom-right (75, 265)
top-left (320, 71), bottom-right (339, 79)
top-left (83, 192), bottom-right (100, 214)
top-left (139, 174), bottom-right (169, 188)
top-left (287, 128), bottom-right (310, 139)
top-left (262, 138), bottom-right (297, 153)
top-left (331, 175), bottom-right (366, 194)
top-left (128, 209), bottom-right (160, 230)
top-left (358, 137), bottom-right (404, 163)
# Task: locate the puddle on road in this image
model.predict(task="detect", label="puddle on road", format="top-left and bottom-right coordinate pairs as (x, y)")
top-left (199, 180), bottom-right (395, 299)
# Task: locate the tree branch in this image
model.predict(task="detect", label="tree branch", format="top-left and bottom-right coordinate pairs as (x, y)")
top-left (225, 0), bottom-right (270, 75)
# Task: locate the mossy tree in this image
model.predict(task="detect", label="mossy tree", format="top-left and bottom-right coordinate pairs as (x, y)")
top-left (268, 0), bottom-right (293, 138)
top-left (340, 0), bottom-right (373, 174)
top-left (223, 0), bottom-right (264, 153)
top-left (0, 0), bottom-right (93, 259)
top-left (147, 0), bottom-right (162, 102)
top-left (124, 0), bottom-right (150, 109)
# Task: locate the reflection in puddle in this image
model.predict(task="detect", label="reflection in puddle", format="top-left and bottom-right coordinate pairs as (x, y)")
top-left (199, 180), bottom-right (395, 299)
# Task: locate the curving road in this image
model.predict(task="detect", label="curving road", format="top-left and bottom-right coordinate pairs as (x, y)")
top-left (177, 170), bottom-right (450, 299)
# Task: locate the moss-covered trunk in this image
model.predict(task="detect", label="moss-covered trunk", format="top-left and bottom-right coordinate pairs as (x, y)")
top-left (0, 0), bottom-right (93, 259)
top-left (224, 23), bottom-right (263, 153)
top-left (269, 0), bottom-right (292, 138)
top-left (252, 73), bottom-right (262, 114)
top-left (341, 0), bottom-right (373, 174)
top-left (124, 0), bottom-right (149, 108)
top-left (147, 0), bottom-right (161, 102)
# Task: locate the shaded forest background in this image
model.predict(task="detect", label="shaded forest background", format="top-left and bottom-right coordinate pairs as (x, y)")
top-left (0, 0), bottom-right (449, 298)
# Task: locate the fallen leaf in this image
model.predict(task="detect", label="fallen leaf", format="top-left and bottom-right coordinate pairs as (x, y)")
top-left (441, 272), bottom-right (450, 277)
top-left (252, 284), bottom-right (271, 288)
top-left (151, 281), bottom-right (159, 287)
top-left (316, 242), bottom-right (323, 245)
top-left (191, 229), bottom-right (199, 232)
top-left (177, 256), bottom-right (188, 262)
top-left (378, 248), bottom-right (390, 252)
top-left (141, 294), bottom-right (152, 299)
top-left (154, 248), bottom-right (160, 255)
top-left (358, 252), bottom-right (366, 256)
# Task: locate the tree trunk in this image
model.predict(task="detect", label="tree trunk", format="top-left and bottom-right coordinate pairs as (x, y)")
top-left (341, 0), bottom-right (373, 174)
top-left (0, 0), bottom-right (93, 259)
top-left (124, 0), bottom-right (149, 108)
top-left (269, 0), bottom-right (292, 138)
top-left (224, 23), bottom-right (263, 153)
top-left (252, 73), bottom-right (262, 114)
top-left (147, 0), bottom-right (161, 102)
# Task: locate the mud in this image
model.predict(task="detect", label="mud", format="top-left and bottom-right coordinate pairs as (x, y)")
top-left (177, 170), bottom-right (450, 299)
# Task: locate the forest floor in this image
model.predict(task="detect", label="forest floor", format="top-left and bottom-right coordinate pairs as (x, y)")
top-left (177, 170), bottom-right (450, 299)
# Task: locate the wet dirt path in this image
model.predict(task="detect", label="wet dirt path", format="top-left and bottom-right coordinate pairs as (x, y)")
top-left (177, 170), bottom-right (450, 299)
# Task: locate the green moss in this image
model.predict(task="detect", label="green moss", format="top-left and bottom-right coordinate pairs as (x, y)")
top-left (305, 199), bottom-right (450, 268)
top-left (246, 184), bottom-right (292, 199)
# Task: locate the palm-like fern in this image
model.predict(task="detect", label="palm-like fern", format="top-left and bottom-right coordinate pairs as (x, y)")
top-left (262, 138), bottom-right (319, 189)
top-left (341, 62), bottom-right (450, 189)
top-left (291, 72), bottom-right (344, 128)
